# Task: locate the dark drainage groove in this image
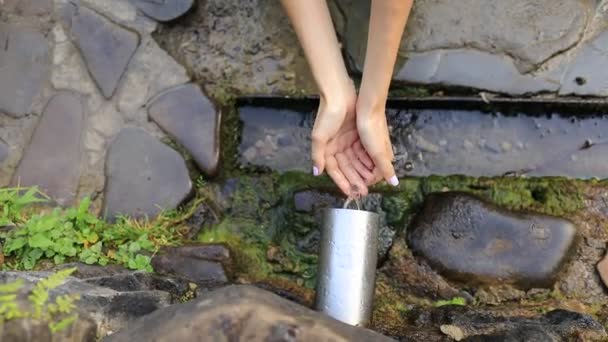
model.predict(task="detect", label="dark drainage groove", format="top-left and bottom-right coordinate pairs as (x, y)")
top-left (235, 96), bottom-right (608, 180)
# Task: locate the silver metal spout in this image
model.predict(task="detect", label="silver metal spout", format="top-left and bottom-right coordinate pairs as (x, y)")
top-left (315, 207), bottom-right (380, 327)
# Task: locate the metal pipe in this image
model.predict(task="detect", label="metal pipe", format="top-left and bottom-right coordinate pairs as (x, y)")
top-left (315, 207), bottom-right (380, 327)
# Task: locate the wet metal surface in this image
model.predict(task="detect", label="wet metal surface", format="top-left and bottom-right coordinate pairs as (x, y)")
top-left (238, 98), bottom-right (608, 179)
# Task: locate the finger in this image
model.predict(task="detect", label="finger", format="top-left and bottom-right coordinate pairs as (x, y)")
top-left (311, 129), bottom-right (328, 176)
top-left (353, 141), bottom-right (374, 169)
top-left (326, 155), bottom-right (352, 196)
top-left (336, 152), bottom-right (368, 196)
top-left (371, 145), bottom-right (398, 187)
top-left (346, 148), bottom-right (375, 183)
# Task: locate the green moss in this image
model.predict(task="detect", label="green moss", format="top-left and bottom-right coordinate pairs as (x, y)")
top-left (388, 86), bottom-right (432, 98)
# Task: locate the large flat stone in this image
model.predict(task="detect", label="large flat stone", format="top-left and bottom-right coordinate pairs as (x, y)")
top-left (104, 285), bottom-right (395, 342)
top-left (148, 84), bottom-right (220, 176)
top-left (11, 92), bottom-right (84, 206)
top-left (0, 139), bottom-right (8, 164)
top-left (395, 49), bottom-right (559, 95)
top-left (103, 127), bottom-right (192, 221)
top-left (406, 192), bottom-right (577, 288)
top-left (0, 23), bottom-right (51, 117)
top-left (3, 0), bottom-right (53, 16)
top-left (131, 0), bottom-right (194, 22)
top-left (151, 244), bottom-right (230, 287)
top-left (65, 4), bottom-right (140, 98)
top-left (560, 31), bottom-right (608, 96)
top-left (332, 0), bottom-right (589, 73)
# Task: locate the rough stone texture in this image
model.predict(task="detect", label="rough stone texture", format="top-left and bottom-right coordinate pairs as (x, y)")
top-left (395, 49), bottom-right (559, 95)
top-left (0, 139), bottom-right (8, 164)
top-left (0, 270), bottom-right (182, 338)
top-left (597, 251), bottom-right (608, 288)
top-left (406, 192), bottom-right (577, 288)
top-left (3, 0), bottom-right (53, 16)
top-left (131, 0), bottom-right (194, 22)
top-left (333, 0), bottom-right (589, 73)
top-left (103, 128), bottom-right (192, 220)
top-left (11, 92), bottom-right (85, 206)
top-left (560, 31), bottom-right (608, 96)
top-left (0, 23), bottom-right (51, 117)
top-left (0, 317), bottom-right (97, 342)
top-left (104, 285), bottom-right (395, 342)
top-left (154, 0), bottom-right (317, 96)
top-left (413, 306), bottom-right (607, 341)
top-left (151, 244), bottom-right (231, 287)
top-left (64, 4), bottom-right (140, 98)
top-left (148, 84), bottom-right (221, 176)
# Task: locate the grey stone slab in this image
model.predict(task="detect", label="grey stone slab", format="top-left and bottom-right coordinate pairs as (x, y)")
top-left (559, 31), bottom-right (608, 96)
top-left (407, 192), bottom-right (577, 288)
top-left (103, 127), bottom-right (192, 221)
top-left (3, 0), bottom-right (52, 16)
top-left (131, 0), bottom-right (193, 22)
top-left (148, 84), bottom-right (220, 176)
top-left (65, 4), bottom-right (140, 98)
top-left (11, 92), bottom-right (84, 206)
top-left (395, 49), bottom-right (559, 95)
top-left (104, 285), bottom-right (396, 342)
top-left (0, 23), bottom-right (51, 117)
top-left (0, 139), bottom-right (8, 164)
top-left (332, 0), bottom-right (590, 73)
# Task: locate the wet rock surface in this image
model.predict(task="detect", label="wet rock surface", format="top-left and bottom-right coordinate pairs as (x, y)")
top-left (151, 244), bottom-right (231, 288)
top-left (560, 31), bottom-right (608, 96)
top-left (406, 192), bottom-right (577, 288)
top-left (0, 316), bottom-right (97, 342)
top-left (415, 306), bottom-right (606, 341)
top-left (104, 285), bottom-right (395, 342)
top-left (11, 92), bottom-right (84, 206)
top-left (148, 84), bottom-right (221, 176)
top-left (0, 23), bottom-right (51, 117)
top-left (238, 102), bottom-right (608, 179)
top-left (103, 128), bottom-right (192, 220)
top-left (63, 4), bottom-right (140, 98)
top-left (131, 0), bottom-right (194, 22)
top-left (3, 0), bottom-right (53, 17)
top-left (0, 139), bottom-right (9, 164)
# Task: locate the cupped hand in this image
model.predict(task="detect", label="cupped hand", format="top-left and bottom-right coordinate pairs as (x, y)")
top-left (311, 84), bottom-right (376, 197)
top-left (356, 102), bottom-right (398, 187)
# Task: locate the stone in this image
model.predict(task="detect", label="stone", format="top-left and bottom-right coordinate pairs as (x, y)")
top-left (406, 192), bottom-right (577, 288)
top-left (332, 0), bottom-right (589, 73)
top-left (0, 23), bottom-right (51, 117)
top-left (11, 92), bottom-right (84, 206)
top-left (104, 285), bottom-right (395, 342)
top-left (103, 127), bottom-right (192, 221)
top-left (0, 317), bottom-right (97, 342)
top-left (131, 0), bottom-right (194, 22)
top-left (395, 49), bottom-right (559, 95)
top-left (559, 31), bottom-right (608, 96)
top-left (148, 84), bottom-right (221, 176)
top-left (151, 244), bottom-right (231, 287)
top-left (3, 0), bottom-right (53, 16)
top-left (64, 4), bottom-right (140, 98)
top-left (54, 262), bottom-right (130, 279)
top-left (116, 38), bottom-right (190, 115)
top-left (0, 270), bottom-right (177, 338)
top-left (153, 0), bottom-right (317, 96)
top-left (597, 251), bottom-right (608, 288)
top-left (0, 139), bottom-right (8, 164)
top-left (419, 306), bottom-right (606, 341)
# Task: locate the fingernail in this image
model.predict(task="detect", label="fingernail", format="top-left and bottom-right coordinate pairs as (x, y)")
top-left (313, 167), bottom-right (320, 176)
top-left (389, 175), bottom-right (399, 186)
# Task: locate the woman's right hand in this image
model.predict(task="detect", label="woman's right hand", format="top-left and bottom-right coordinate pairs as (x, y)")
top-left (356, 101), bottom-right (398, 187)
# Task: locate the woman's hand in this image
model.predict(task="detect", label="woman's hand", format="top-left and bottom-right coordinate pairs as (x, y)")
top-left (314, 87), bottom-right (376, 196)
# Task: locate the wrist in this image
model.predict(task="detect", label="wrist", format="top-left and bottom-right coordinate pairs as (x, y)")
top-left (356, 91), bottom-right (387, 118)
top-left (318, 78), bottom-right (357, 113)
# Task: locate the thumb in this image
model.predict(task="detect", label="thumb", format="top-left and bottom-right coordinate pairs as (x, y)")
top-left (374, 154), bottom-right (398, 187)
top-left (311, 130), bottom-right (328, 176)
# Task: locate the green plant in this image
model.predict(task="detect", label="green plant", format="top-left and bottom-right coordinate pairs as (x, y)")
top-left (0, 267), bottom-right (79, 332)
top-left (0, 188), bottom-right (182, 272)
top-left (434, 297), bottom-right (467, 307)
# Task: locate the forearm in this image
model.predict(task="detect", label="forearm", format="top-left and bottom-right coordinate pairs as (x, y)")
top-left (358, 0), bottom-right (413, 114)
top-left (280, 0), bottom-right (352, 102)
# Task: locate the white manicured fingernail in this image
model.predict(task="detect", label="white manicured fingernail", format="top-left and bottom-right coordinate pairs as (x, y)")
top-left (313, 167), bottom-right (320, 176)
top-left (389, 175), bottom-right (399, 186)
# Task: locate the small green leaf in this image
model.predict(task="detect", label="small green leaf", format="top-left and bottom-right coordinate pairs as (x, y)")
top-left (0, 280), bottom-right (23, 293)
top-left (4, 237), bottom-right (27, 253)
top-left (49, 314), bottom-right (78, 332)
top-left (28, 234), bottom-right (53, 248)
